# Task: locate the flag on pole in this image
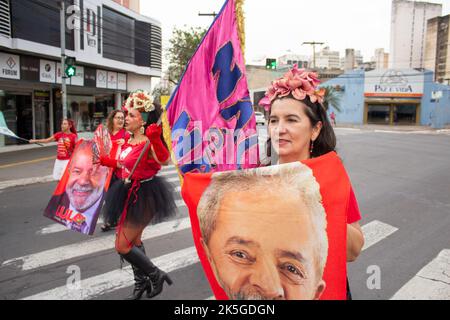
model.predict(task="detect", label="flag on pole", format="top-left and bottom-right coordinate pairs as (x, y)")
top-left (162, 0), bottom-right (258, 179)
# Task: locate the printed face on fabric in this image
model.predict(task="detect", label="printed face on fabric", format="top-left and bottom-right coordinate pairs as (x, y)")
top-left (197, 163), bottom-right (328, 300)
top-left (66, 144), bottom-right (108, 212)
top-left (269, 98), bottom-right (322, 162)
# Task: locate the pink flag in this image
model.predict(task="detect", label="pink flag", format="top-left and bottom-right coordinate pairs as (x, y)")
top-left (164, 0), bottom-right (258, 175)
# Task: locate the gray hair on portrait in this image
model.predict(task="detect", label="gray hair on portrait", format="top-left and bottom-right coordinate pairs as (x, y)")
top-left (197, 162), bottom-right (329, 278)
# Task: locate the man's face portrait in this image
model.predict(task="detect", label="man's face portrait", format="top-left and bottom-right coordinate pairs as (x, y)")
top-left (203, 189), bottom-right (325, 300)
top-left (198, 163), bottom-right (328, 300)
top-left (66, 145), bottom-right (108, 212)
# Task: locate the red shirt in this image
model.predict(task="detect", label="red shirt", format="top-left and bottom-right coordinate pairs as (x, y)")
top-left (53, 132), bottom-right (77, 160)
top-left (110, 129), bottom-right (130, 142)
top-left (347, 187), bottom-right (362, 224)
top-left (118, 141), bottom-right (161, 181)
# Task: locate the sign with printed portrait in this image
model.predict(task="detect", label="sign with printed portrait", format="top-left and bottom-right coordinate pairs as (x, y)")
top-left (181, 153), bottom-right (349, 300)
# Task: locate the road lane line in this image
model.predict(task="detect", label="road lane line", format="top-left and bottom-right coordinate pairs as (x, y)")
top-left (21, 246), bottom-right (199, 300)
top-left (391, 249), bottom-right (450, 300)
top-left (0, 156), bottom-right (56, 169)
top-left (4, 217), bottom-right (192, 271)
top-left (361, 220), bottom-right (399, 251)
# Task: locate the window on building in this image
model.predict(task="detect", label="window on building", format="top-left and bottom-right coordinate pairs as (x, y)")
top-left (102, 6), bottom-right (135, 64)
top-left (10, 0), bottom-right (74, 50)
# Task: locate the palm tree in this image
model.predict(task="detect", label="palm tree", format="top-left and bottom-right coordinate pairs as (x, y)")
top-left (322, 86), bottom-right (342, 112)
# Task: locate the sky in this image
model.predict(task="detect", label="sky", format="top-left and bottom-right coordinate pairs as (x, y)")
top-left (141, 0), bottom-right (450, 64)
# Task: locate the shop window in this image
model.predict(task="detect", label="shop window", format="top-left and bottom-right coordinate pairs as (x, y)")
top-left (367, 105), bottom-right (390, 124)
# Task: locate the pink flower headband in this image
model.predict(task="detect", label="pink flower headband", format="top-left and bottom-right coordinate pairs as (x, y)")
top-left (259, 64), bottom-right (325, 111)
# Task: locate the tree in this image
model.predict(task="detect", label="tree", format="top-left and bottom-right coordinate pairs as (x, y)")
top-left (322, 86), bottom-right (342, 112)
top-left (166, 26), bottom-right (207, 84)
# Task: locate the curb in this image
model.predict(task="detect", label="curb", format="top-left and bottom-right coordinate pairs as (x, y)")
top-left (0, 175), bottom-right (55, 191)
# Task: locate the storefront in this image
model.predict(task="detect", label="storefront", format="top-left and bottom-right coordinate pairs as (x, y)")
top-left (323, 68), bottom-right (450, 128)
top-left (363, 70), bottom-right (423, 125)
top-left (0, 51), bottom-right (128, 146)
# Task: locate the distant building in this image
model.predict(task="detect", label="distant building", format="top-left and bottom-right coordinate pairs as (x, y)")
top-left (390, 0), bottom-right (442, 69)
top-left (320, 68), bottom-right (450, 128)
top-left (277, 53), bottom-right (310, 69)
top-left (112, 0), bottom-right (140, 13)
top-left (374, 48), bottom-right (390, 70)
top-left (0, 0), bottom-right (161, 147)
top-left (425, 14), bottom-right (450, 84)
top-left (315, 46), bottom-right (341, 70)
top-left (345, 49), bottom-right (356, 71)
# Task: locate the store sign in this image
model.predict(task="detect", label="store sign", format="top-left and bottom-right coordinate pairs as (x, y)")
top-left (21, 56), bottom-right (40, 81)
top-left (0, 53), bottom-right (20, 80)
top-left (364, 69), bottom-right (424, 98)
top-left (40, 60), bottom-right (56, 83)
top-left (84, 67), bottom-right (96, 87)
top-left (96, 69), bottom-right (107, 88)
top-left (118, 73), bottom-right (127, 91)
top-left (107, 72), bottom-right (118, 89)
top-left (70, 66), bottom-right (84, 86)
top-left (56, 63), bottom-right (63, 84)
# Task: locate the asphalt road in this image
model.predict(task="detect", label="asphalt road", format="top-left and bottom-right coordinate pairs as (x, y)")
top-left (0, 127), bottom-right (449, 300)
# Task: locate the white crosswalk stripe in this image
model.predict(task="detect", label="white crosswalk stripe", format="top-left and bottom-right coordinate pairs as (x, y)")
top-left (22, 246), bottom-right (199, 300)
top-left (3, 217), bottom-right (191, 271)
top-left (361, 220), bottom-right (398, 251)
top-left (390, 250), bottom-right (450, 300)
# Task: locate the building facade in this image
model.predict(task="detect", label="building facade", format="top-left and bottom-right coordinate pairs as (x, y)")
top-left (389, 0), bottom-right (442, 69)
top-left (112, 0), bottom-right (140, 13)
top-left (315, 46), bottom-right (340, 70)
top-left (374, 48), bottom-right (390, 70)
top-left (425, 14), bottom-right (450, 84)
top-left (0, 0), bottom-right (162, 146)
top-left (322, 69), bottom-right (450, 129)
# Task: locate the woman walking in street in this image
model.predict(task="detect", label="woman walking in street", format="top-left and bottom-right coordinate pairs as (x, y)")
top-left (99, 90), bottom-right (177, 300)
top-left (100, 109), bottom-right (130, 232)
top-left (260, 65), bottom-right (365, 299)
top-left (30, 119), bottom-right (78, 181)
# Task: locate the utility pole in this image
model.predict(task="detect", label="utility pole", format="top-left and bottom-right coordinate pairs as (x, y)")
top-left (302, 41), bottom-right (324, 69)
top-left (60, 1), bottom-right (67, 119)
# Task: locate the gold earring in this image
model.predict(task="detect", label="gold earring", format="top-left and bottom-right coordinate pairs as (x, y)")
top-left (140, 126), bottom-right (145, 135)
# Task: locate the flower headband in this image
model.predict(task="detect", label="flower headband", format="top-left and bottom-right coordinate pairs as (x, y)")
top-left (259, 64), bottom-right (325, 111)
top-left (123, 89), bottom-right (155, 113)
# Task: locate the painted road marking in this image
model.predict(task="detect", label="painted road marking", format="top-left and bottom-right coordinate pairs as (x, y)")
top-left (361, 220), bottom-right (399, 251)
top-left (22, 246), bottom-right (199, 300)
top-left (0, 156), bottom-right (56, 169)
top-left (4, 217), bottom-right (191, 271)
top-left (391, 249), bottom-right (450, 300)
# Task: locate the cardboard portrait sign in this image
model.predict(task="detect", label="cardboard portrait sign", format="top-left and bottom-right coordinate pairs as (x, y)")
top-left (44, 126), bottom-right (118, 235)
top-left (181, 152), bottom-right (350, 300)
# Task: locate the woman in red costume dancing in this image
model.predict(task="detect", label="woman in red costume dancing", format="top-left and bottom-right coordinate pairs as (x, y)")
top-left (100, 90), bottom-right (177, 299)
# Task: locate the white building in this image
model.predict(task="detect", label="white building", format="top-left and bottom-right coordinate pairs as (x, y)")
top-left (374, 48), bottom-right (390, 70)
top-left (344, 49), bottom-right (356, 71)
top-left (0, 0), bottom-right (162, 146)
top-left (389, 0), bottom-right (442, 69)
top-left (277, 53), bottom-right (310, 69)
top-left (315, 46), bottom-right (340, 69)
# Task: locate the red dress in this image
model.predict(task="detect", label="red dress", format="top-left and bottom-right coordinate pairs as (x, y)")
top-left (102, 139), bottom-right (177, 230)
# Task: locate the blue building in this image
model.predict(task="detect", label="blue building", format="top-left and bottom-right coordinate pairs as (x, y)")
top-left (322, 69), bottom-right (450, 128)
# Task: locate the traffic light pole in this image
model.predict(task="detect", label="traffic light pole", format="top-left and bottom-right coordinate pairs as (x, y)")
top-left (60, 1), bottom-right (67, 120)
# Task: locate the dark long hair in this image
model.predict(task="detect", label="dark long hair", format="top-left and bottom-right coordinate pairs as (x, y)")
top-left (65, 119), bottom-right (77, 136)
top-left (142, 102), bottom-right (168, 149)
top-left (266, 95), bottom-right (336, 159)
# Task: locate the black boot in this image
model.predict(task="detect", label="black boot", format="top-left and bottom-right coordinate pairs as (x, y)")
top-left (146, 266), bottom-right (173, 299)
top-left (120, 246), bottom-right (173, 299)
top-left (125, 244), bottom-right (149, 300)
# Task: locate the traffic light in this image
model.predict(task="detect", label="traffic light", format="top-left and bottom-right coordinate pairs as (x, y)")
top-left (266, 58), bottom-right (277, 70)
top-left (65, 56), bottom-right (76, 78)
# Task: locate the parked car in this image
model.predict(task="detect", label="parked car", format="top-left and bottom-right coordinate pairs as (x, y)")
top-left (255, 112), bottom-right (266, 125)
